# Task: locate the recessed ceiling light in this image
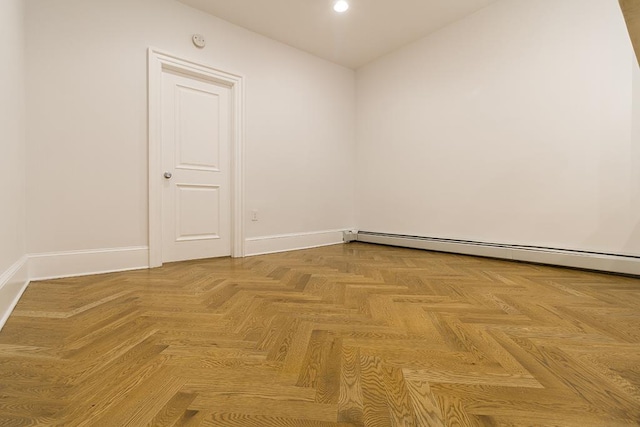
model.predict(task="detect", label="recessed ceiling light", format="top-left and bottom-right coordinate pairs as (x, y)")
top-left (333, 0), bottom-right (349, 13)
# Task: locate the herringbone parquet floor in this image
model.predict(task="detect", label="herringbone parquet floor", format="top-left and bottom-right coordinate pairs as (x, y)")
top-left (1, 242), bottom-right (640, 426)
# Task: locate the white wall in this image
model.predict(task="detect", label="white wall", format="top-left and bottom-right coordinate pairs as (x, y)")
top-left (0, 0), bottom-right (27, 273)
top-left (0, 0), bottom-right (28, 327)
top-left (356, 0), bottom-right (640, 257)
top-left (19, 0), bottom-right (640, 276)
top-left (25, 0), bottom-right (356, 258)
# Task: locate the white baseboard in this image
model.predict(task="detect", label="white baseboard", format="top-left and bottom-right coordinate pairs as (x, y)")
top-left (509, 248), bottom-right (640, 276)
top-left (245, 229), bottom-right (347, 257)
top-left (0, 256), bottom-right (29, 331)
top-left (29, 246), bottom-right (150, 281)
top-left (356, 232), bottom-right (640, 276)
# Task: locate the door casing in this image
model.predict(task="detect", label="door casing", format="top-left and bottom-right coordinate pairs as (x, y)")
top-left (148, 48), bottom-right (245, 267)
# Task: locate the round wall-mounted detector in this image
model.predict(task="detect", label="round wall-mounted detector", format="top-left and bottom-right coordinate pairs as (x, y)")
top-left (192, 34), bottom-right (206, 48)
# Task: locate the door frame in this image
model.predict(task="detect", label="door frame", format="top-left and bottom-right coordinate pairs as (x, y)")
top-left (148, 48), bottom-right (245, 267)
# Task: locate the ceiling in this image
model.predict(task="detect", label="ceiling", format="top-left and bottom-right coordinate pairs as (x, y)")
top-left (176, 0), bottom-right (499, 69)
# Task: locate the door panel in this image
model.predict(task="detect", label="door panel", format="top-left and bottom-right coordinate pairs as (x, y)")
top-left (175, 184), bottom-right (220, 241)
top-left (176, 85), bottom-right (221, 171)
top-left (161, 71), bottom-right (231, 262)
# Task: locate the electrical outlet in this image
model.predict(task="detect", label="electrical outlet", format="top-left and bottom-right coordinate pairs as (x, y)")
top-left (251, 210), bottom-right (258, 221)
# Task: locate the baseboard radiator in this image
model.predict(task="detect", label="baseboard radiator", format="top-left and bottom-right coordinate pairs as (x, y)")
top-left (354, 231), bottom-right (640, 276)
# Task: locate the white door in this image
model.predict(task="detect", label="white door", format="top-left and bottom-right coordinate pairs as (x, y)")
top-left (161, 70), bottom-right (231, 263)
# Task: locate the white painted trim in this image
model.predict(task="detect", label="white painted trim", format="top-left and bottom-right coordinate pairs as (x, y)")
top-left (356, 233), bottom-right (640, 276)
top-left (510, 249), bottom-right (640, 276)
top-left (0, 256), bottom-right (29, 331)
top-left (148, 48), bottom-right (245, 267)
top-left (245, 230), bottom-right (347, 257)
top-left (29, 247), bottom-right (149, 281)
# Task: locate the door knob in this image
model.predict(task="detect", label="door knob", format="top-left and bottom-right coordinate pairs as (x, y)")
top-left (164, 172), bottom-right (173, 179)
